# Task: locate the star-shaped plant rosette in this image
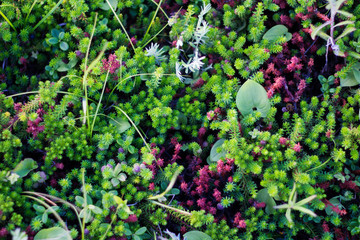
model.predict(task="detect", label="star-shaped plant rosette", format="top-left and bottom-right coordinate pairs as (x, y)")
top-left (273, 182), bottom-right (317, 226)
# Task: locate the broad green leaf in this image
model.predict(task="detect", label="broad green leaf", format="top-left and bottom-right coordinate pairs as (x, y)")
top-left (114, 196), bottom-right (134, 215)
top-left (285, 32), bottom-right (292, 42)
top-left (79, 209), bottom-right (92, 222)
top-left (57, 61), bottom-right (70, 72)
top-left (340, 63), bottom-right (360, 87)
top-left (111, 178), bottom-right (120, 186)
top-left (183, 231), bottom-right (212, 240)
top-left (135, 227), bottom-right (147, 235)
top-left (110, 117), bottom-right (131, 134)
top-left (13, 158), bottom-right (38, 178)
top-left (48, 37), bottom-right (59, 45)
top-left (263, 25), bottom-right (291, 42)
top-left (256, 189), bottom-right (276, 214)
top-left (133, 235), bottom-right (141, 240)
top-left (118, 173), bottom-right (127, 182)
top-left (99, 18), bottom-right (109, 25)
top-left (114, 163), bottom-right (122, 175)
top-left (114, 195), bottom-right (124, 205)
top-left (124, 228), bottom-right (132, 236)
top-left (325, 197), bottom-right (344, 215)
top-left (209, 139), bottom-right (226, 163)
top-left (67, 58), bottom-right (78, 68)
top-left (75, 196), bottom-right (84, 205)
top-left (170, 188), bottom-right (180, 195)
top-left (89, 205), bottom-right (103, 214)
top-left (334, 173), bottom-right (346, 183)
top-left (75, 195), bottom-right (93, 206)
top-left (33, 204), bottom-right (45, 213)
top-left (236, 80), bottom-right (270, 117)
top-left (128, 145), bottom-right (135, 154)
top-left (42, 213), bottom-right (48, 223)
top-left (57, 58), bottom-right (78, 72)
top-left (34, 227), bottom-right (72, 240)
top-left (99, 0), bottom-right (118, 11)
top-left (59, 41), bottom-right (69, 51)
top-left (51, 29), bottom-right (60, 38)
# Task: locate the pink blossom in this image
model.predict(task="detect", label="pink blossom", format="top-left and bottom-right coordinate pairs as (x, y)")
top-left (293, 142), bottom-right (302, 153)
top-left (279, 137), bottom-right (288, 145)
top-left (101, 54), bottom-right (120, 74)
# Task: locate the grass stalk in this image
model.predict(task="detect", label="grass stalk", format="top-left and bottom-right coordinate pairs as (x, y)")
top-left (0, 9), bottom-right (16, 31)
top-left (24, 195), bottom-right (69, 231)
top-left (26, 0), bottom-right (38, 22)
top-left (144, 0), bottom-right (163, 40)
top-left (105, 0), bottom-right (135, 51)
top-left (32, 0), bottom-right (63, 32)
top-left (90, 70), bottom-right (110, 136)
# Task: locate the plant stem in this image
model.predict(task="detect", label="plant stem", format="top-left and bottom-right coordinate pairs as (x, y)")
top-left (83, 13), bottom-right (98, 131)
top-left (105, 0), bottom-right (135, 51)
top-left (99, 204), bottom-right (121, 240)
top-left (306, 157), bottom-right (332, 173)
top-left (25, 195), bottom-right (69, 232)
top-left (148, 168), bottom-right (182, 200)
top-left (32, 0), bottom-right (63, 32)
top-left (144, 0), bottom-right (163, 40)
top-left (90, 70), bottom-right (110, 136)
top-left (81, 169), bottom-right (87, 240)
top-left (114, 106), bottom-right (151, 152)
top-left (149, 200), bottom-right (191, 216)
top-left (142, 22), bottom-right (169, 49)
top-left (107, 73), bottom-right (175, 102)
top-left (0, 9), bottom-right (16, 31)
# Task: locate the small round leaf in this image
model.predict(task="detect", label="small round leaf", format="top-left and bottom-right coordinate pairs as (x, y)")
top-left (59, 42), bottom-right (69, 51)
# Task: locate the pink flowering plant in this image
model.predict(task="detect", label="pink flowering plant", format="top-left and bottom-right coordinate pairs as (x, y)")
top-left (1, 0), bottom-right (360, 239)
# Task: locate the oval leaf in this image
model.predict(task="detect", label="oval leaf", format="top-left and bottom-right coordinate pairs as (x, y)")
top-left (135, 227), bottom-right (147, 235)
top-left (90, 205), bottom-right (103, 214)
top-left (13, 158), bottom-right (38, 178)
top-left (110, 117), bottom-right (131, 134)
top-left (58, 32), bottom-right (65, 40)
top-left (183, 231), bottom-right (212, 240)
top-left (57, 61), bottom-right (70, 72)
top-left (236, 80), bottom-right (270, 117)
top-left (33, 204), bottom-right (45, 213)
top-left (209, 139), bottom-right (226, 163)
top-left (48, 37), bottom-right (59, 45)
top-left (34, 227), bottom-right (72, 240)
top-left (99, 0), bottom-right (118, 11)
top-left (42, 213), bottom-right (48, 223)
top-left (59, 42), bottom-right (69, 51)
top-left (51, 29), bottom-right (60, 38)
top-left (263, 25), bottom-right (290, 41)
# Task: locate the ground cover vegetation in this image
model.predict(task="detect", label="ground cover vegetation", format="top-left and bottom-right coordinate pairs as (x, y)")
top-left (0, 0), bottom-right (360, 239)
